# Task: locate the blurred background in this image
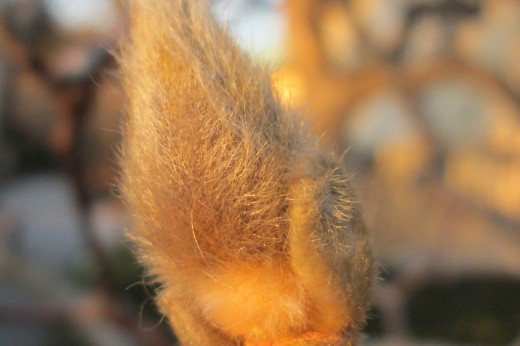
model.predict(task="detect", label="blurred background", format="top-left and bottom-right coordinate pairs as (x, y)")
top-left (0, 0), bottom-right (519, 345)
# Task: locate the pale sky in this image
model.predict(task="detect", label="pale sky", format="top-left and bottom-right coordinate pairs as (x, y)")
top-left (42, 0), bottom-right (286, 61)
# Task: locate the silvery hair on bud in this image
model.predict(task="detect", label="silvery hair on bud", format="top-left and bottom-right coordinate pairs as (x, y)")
top-left (120, 1), bottom-right (375, 345)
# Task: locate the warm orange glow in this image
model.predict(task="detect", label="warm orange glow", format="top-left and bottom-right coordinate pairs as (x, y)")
top-left (271, 67), bottom-right (307, 108)
top-left (374, 136), bottom-right (431, 183)
top-left (445, 150), bottom-right (520, 220)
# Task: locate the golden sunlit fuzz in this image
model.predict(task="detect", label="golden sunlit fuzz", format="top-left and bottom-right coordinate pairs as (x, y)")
top-left (120, 1), bottom-right (375, 345)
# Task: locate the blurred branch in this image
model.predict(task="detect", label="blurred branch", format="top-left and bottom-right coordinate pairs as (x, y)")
top-left (406, 0), bottom-right (481, 23)
top-left (343, 1), bottom-right (519, 157)
top-left (0, 16), bottom-right (50, 80)
top-left (0, 13), bottom-right (116, 291)
top-left (391, 0), bottom-right (481, 62)
top-left (0, 6), bottom-right (174, 345)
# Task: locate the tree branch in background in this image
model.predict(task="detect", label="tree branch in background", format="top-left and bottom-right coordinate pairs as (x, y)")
top-left (0, 3), bottom-right (172, 344)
